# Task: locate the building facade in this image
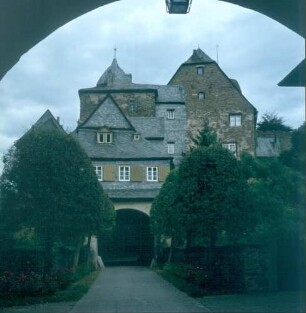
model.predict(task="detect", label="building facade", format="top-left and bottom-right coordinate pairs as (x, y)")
top-left (21, 49), bottom-right (259, 264)
top-left (74, 49), bottom-right (258, 210)
top-left (24, 49), bottom-right (258, 214)
top-left (75, 58), bottom-right (187, 214)
top-left (169, 48), bottom-right (257, 157)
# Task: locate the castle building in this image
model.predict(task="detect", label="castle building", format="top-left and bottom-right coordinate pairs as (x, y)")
top-left (74, 48), bottom-right (257, 214)
top-left (75, 57), bottom-right (187, 215)
top-left (169, 48), bottom-right (257, 157)
top-left (15, 49), bottom-right (259, 264)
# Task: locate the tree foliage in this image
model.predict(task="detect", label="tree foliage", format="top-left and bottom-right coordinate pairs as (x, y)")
top-left (176, 146), bottom-right (253, 247)
top-left (240, 153), bottom-right (305, 241)
top-left (280, 122), bottom-right (306, 174)
top-left (150, 169), bottom-right (184, 256)
top-left (257, 112), bottom-right (292, 132)
top-left (191, 124), bottom-right (218, 148)
top-left (0, 128), bottom-right (115, 271)
top-left (151, 126), bottom-right (255, 252)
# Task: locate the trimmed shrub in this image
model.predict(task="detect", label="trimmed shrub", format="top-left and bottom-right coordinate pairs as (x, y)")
top-left (0, 268), bottom-right (74, 297)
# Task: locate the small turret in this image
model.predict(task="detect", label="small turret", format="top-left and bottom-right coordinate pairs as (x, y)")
top-left (96, 58), bottom-right (132, 87)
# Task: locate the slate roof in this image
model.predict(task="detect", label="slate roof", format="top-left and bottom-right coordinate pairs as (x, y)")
top-left (97, 58), bottom-right (132, 87)
top-left (183, 48), bottom-right (214, 65)
top-left (33, 110), bottom-right (65, 133)
top-left (78, 95), bottom-right (135, 131)
top-left (130, 117), bottom-right (165, 139)
top-left (77, 129), bottom-right (170, 160)
top-left (104, 188), bottom-right (161, 199)
top-left (81, 58), bottom-right (185, 104)
top-left (230, 79), bottom-right (241, 93)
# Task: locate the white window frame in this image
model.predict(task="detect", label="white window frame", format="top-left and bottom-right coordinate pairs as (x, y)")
top-left (167, 109), bottom-right (175, 120)
top-left (229, 114), bottom-right (242, 127)
top-left (167, 142), bottom-right (175, 154)
top-left (93, 165), bottom-right (103, 181)
top-left (222, 143), bottom-right (237, 157)
top-left (128, 99), bottom-right (136, 113)
top-left (197, 66), bottom-right (204, 75)
top-left (147, 167), bottom-right (158, 182)
top-left (97, 132), bottom-right (113, 144)
top-left (198, 92), bottom-right (205, 100)
top-left (119, 166), bottom-right (130, 181)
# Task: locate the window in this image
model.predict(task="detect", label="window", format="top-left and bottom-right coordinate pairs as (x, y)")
top-left (119, 166), bottom-right (130, 181)
top-left (128, 99), bottom-right (136, 113)
top-left (133, 134), bottom-right (140, 141)
top-left (197, 66), bottom-right (204, 75)
top-left (147, 167), bottom-right (158, 182)
top-left (198, 92), bottom-right (205, 100)
top-left (97, 132), bottom-right (113, 144)
top-left (167, 142), bottom-right (175, 154)
top-left (229, 114), bottom-right (242, 127)
top-left (167, 109), bottom-right (175, 120)
top-left (222, 143), bottom-right (237, 157)
top-left (93, 166), bottom-right (103, 181)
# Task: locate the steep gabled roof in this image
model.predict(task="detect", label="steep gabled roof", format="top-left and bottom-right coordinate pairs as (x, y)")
top-left (77, 129), bottom-right (170, 160)
top-left (77, 95), bottom-right (135, 131)
top-left (183, 48), bottom-right (214, 65)
top-left (17, 110), bottom-right (65, 145)
top-left (31, 110), bottom-right (65, 133)
top-left (168, 48), bottom-right (257, 116)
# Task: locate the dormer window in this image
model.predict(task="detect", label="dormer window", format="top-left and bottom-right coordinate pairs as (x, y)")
top-left (197, 66), bottom-right (204, 75)
top-left (167, 109), bottom-right (175, 120)
top-left (97, 132), bottom-right (113, 144)
top-left (128, 99), bottom-right (137, 113)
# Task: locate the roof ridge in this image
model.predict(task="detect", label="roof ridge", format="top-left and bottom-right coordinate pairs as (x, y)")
top-left (184, 48), bottom-right (214, 65)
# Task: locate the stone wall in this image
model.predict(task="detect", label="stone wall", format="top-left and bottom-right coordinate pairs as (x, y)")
top-left (256, 130), bottom-right (292, 157)
top-left (79, 90), bottom-right (156, 123)
top-left (169, 63), bottom-right (257, 156)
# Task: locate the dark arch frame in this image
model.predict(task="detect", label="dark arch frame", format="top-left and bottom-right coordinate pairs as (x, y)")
top-left (0, 0), bottom-right (304, 85)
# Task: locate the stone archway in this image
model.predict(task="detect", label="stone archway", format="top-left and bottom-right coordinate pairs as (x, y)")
top-left (99, 208), bottom-right (154, 266)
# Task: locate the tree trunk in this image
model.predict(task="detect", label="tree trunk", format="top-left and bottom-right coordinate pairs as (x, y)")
top-left (150, 235), bottom-right (160, 268)
top-left (167, 240), bottom-right (173, 263)
top-left (168, 236), bottom-right (176, 263)
top-left (86, 234), bottom-right (92, 270)
top-left (72, 236), bottom-right (84, 273)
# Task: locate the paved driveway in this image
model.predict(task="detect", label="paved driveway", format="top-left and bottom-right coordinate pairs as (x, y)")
top-left (70, 266), bottom-right (210, 312)
top-left (1, 267), bottom-right (304, 313)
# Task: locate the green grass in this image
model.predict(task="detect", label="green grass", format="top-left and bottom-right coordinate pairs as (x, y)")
top-left (0, 269), bottom-right (101, 308)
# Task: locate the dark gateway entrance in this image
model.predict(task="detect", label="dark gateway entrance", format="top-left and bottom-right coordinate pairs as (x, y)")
top-left (99, 209), bottom-right (154, 266)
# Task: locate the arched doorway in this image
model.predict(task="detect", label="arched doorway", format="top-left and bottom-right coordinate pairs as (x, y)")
top-left (99, 209), bottom-right (154, 266)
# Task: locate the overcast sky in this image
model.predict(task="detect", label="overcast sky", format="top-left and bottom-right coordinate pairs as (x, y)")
top-left (0, 0), bottom-right (304, 172)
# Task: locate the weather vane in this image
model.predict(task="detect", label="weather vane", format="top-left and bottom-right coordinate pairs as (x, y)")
top-left (114, 47), bottom-right (117, 59)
